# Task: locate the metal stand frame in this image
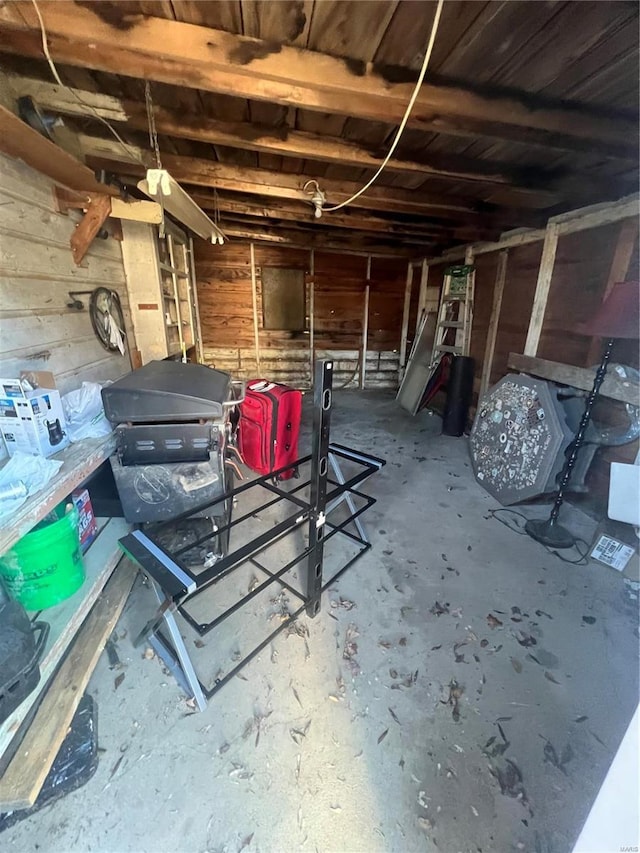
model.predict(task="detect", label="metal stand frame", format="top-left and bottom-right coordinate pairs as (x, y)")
top-left (119, 360), bottom-right (385, 708)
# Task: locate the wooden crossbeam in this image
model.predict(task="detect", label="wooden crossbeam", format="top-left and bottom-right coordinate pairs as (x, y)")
top-left (0, 2), bottom-right (635, 159)
top-left (78, 134), bottom-right (537, 229)
top-left (222, 224), bottom-right (417, 256)
top-left (191, 193), bottom-right (497, 242)
top-left (7, 74), bottom-right (563, 204)
top-left (0, 104), bottom-right (117, 196)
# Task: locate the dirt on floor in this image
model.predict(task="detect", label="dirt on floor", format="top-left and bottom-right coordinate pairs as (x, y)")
top-left (2, 391), bottom-right (638, 853)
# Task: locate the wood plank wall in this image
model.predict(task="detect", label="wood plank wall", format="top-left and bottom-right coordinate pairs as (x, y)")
top-left (0, 153), bottom-right (134, 393)
top-left (194, 241), bottom-right (407, 388)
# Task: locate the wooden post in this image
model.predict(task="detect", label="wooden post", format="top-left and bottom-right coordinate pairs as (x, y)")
top-left (308, 249), bottom-right (314, 387)
top-left (361, 255), bottom-right (371, 389)
top-left (249, 242), bottom-right (261, 372)
top-left (586, 218), bottom-right (638, 364)
top-left (524, 222), bottom-right (560, 357)
top-left (416, 259), bottom-right (429, 335)
top-left (399, 262), bottom-right (413, 381)
top-left (479, 250), bottom-right (509, 397)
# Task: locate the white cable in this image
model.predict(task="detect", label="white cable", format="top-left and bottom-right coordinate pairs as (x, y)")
top-left (323, 0), bottom-right (444, 213)
top-left (30, 0), bottom-right (146, 166)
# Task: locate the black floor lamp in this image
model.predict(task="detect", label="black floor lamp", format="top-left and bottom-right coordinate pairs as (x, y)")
top-left (525, 280), bottom-right (640, 549)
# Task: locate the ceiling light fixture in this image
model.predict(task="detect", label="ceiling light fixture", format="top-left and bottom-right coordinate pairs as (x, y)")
top-left (303, 180), bottom-right (326, 219)
top-left (138, 169), bottom-right (226, 244)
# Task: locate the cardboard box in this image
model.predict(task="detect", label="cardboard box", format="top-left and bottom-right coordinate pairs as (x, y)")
top-left (0, 371), bottom-right (70, 457)
top-left (72, 488), bottom-right (98, 553)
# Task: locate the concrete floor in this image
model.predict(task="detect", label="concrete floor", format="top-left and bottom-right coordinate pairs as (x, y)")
top-left (3, 391), bottom-right (639, 853)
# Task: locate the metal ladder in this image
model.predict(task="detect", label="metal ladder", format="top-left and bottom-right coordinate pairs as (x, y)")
top-left (431, 264), bottom-right (475, 364)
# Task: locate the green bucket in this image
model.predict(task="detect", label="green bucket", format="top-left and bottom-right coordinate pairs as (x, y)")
top-left (0, 503), bottom-right (85, 610)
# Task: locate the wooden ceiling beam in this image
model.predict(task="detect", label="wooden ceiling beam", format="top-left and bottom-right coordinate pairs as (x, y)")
top-left (220, 211), bottom-right (434, 246)
top-left (0, 104), bottom-right (118, 196)
top-left (7, 74), bottom-right (562, 203)
top-left (191, 193), bottom-right (497, 243)
top-left (0, 3), bottom-right (635, 159)
top-left (221, 224), bottom-right (420, 257)
top-left (78, 133), bottom-right (538, 229)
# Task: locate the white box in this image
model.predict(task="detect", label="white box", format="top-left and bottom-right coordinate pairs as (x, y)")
top-left (0, 371), bottom-right (70, 457)
top-left (590, 533), bottom-right (636, 572)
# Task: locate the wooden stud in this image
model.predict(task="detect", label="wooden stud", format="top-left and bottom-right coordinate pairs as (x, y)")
top-left (0, 5), bottom-right (635, 157)
top-left (308, 249), bottom-right (314, 387)
top-left (361, 256), bottom-right (371, 390)
top-left (416, 260), bottom-right (430, 336)
top-left (399, 263), bottom-right (414, 380)
top-left (586, 218), bottom-right (638, 364)
top-left (70, 193), bottom-right (112, 265)
top-left (479, 250), bottom-right (509, 398)
top-left (524, 222), bottom-right (560, 357)
top-left (250, 243), bottom-right (261, 372)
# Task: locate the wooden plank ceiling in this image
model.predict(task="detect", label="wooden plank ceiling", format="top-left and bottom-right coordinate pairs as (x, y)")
top-left (0, 0), bottom-right (637, 255)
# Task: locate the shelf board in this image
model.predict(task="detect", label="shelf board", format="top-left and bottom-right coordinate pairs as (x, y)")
top-left (0, 516), bottom-right (131, 763)
top-left (0, 434), bottom-right (115, 557)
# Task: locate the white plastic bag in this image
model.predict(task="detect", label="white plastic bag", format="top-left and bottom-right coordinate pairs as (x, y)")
top-left (61, 382), bottom-right (112, 442)
top-left (0, 451), bottom-right (63, 522)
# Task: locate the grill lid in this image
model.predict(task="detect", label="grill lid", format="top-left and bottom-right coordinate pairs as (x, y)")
top-left (102, 360), bottom-right (231, 423)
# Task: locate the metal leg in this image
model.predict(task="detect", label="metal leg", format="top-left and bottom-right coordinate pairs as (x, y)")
top-left (327, 452), bottom-right (369, 544)
top-left (305, 359), bottom-right (333, 617)
top-left (149, 580), bottom-right (207, 712)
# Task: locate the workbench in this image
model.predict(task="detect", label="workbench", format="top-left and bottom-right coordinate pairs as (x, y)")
top-left (0, 436), bottom-right (134, 812)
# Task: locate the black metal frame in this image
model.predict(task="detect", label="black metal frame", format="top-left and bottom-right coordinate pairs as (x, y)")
top-left (119, 359), bottom-right (385, 705)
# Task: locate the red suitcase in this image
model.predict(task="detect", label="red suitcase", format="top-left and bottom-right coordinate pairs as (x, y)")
top-left (239, 380), bottom-right (302, 480)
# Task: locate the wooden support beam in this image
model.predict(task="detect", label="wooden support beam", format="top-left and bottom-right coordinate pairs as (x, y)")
top-left (249, 243), bottom-right (260, 371)
top-left (78, 134), bottom-right (500, 221)
top-left (0, 3), bottom-right (635, 158)
top-left (223, 225), bottom-right (414, 257)
top-left (399, 264), bottom-right (414, 378)
top-left (508, 353), bottom-right (640, 406)
top-left (416, 260), bottom-right (429, 335)
top-left (7, 75), bottom-right (569, 204)
top-left (479, 250), bottom-right (509, 398)
top-left (308, 249), bottom-right (314, 386)
top-left (0, 104), bottom-right (118, 196)
top-left (361, 256), bottom-right (371, 390)
top-left (191, 194), bottom-right (495, 242)
top-left (69, 193), bottom-right (113, 265)
top-left (79, 136), bottom-right (536, 232)
top-left (523, 223), bottom-right (560, 357)
top-left (416, 194), bottom-right (640, 265)
top-left (586, 218), bottom-right (639, 364)
top-left (552, 195), bottom-right (640, 236)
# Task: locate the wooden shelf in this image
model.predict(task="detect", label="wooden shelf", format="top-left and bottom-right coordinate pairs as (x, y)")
top-left (508, 353), bottom-right (640, 406)
top-left (0, 434), bottom-right (115, 558)
top-left (0, 549), bottom-right (135, 810)
top-left (0, 516), bottom-right (130, 764)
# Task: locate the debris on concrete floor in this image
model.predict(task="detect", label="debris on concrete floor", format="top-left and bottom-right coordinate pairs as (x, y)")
top-left (2, 391), bottom-right (637, 853)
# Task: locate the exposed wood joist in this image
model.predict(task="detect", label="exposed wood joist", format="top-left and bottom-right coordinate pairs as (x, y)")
top-left (0, 3), bottom-right (635, 159)
top-left (0, 104), bottom-right (117, 196)
top-left (5, 75), bottom-right (569, 204)
top-left (189, 193), bottom-right (496, 243)
top-left (78, 133), bottom-right (539, 228)
top-left (218, 212), bottom-right (434, 251)
top-left (221, 224), bottom-right (416, 257)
